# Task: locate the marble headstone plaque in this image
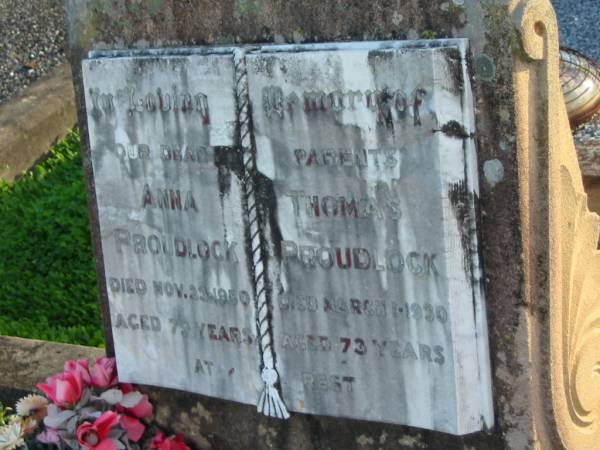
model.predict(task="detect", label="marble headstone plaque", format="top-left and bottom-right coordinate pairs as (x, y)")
top-left (82, 51), bottom-right (263, 404)
top-left (245, 40), bottom-right (493, 435)
top-left (82, 40), bottom-right (493, 436)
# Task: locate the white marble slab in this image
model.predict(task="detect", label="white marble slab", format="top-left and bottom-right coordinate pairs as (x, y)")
top-left (246, 40), bottom-right (493, 435)
top-left (82, 40), bottom-right (493, 435)
top-left (82, 52), bottom-right (263, 405)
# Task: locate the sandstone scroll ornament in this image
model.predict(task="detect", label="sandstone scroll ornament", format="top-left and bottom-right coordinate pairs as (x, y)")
top-left (233, 48), bottom-right (290, 420)
top-left (511, 0), bottom-right (600, 448)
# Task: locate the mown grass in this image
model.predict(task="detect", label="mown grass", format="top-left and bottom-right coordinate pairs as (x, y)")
top-left (0, 130), bottom-right (104, 347)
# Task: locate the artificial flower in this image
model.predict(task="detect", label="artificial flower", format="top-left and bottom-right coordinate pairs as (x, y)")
top-left (149, 431), bottom-right (190, 450)
top-left (76, 411), bottom-right (120, 450)
top-left (20, 418), bottom-right (38, 436)
top-left (0, 420), bottom-right (25, 450)
top-left (119, 384), bottom-right (153, 419)
top-left (37, 427), bottom-right (60, 444)
top-left (30, 357), bottom-right (193, 450)
top-left (15, 394), bottom-right (48, 418)
top-left (37, 370), bottom-right (86, 408)
top-left (120, 415), bottom-right (144, 442)
top-left (43, 403), bottom-right (76, 429)
top-left (90, 357), bottom-right (117, 389)
top-left (64, 359), bottom-right (91, 389)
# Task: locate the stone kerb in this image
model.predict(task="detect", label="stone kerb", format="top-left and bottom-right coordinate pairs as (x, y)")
top-left (0, 336), bottom-right (103, 396)
top-left (0, 65), bottom-right (77, 181)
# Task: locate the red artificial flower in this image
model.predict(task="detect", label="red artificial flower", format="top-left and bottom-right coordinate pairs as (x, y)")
top-left (37, 370), bottom-right (86, 407)
top-left (76, 411), bottom-right (120, 450)
top-left (119, 384), bottom-right (153, 418)
top-left (120, 415), bottom-right (145, 442)
top-left (64, 359), bottom-right (91, 389)
top-left (90, 357), bottom-right (118, 389)
top-left (149, 431), bottom-right (190, 450)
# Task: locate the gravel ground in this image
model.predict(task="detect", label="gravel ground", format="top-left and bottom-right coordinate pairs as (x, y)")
top-left (552, 0), bottom-right (600, 141)
top-left (0, 0), bottom-right (66, 104)
top-left (553, 0), bottom-right (600, 63)
top-left (575, 112), bottom-right (600, 143)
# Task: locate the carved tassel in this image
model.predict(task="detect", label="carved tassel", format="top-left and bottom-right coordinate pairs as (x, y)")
top-left (233, 49), bottom-right (290, 420)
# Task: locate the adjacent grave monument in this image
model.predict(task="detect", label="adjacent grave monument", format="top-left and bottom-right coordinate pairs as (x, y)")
top-left (67, 0), bottom-right (600, 448)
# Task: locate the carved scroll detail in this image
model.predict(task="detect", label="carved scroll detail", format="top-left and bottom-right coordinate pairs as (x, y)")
top-left (558, 168), bottom-right (600, 432)
top-left (511, 0), bottom-right (600, 448)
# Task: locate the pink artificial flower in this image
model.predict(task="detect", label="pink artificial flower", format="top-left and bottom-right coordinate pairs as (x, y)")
top-left (120, 415), bottom-right (145, 442)
top-left (90, 357), bottom-right (118, 389)
top-left (119, 384), bottom-right (153, 418)
top-left (149, 432), bottom-right (190, 450)
top-left (76, 411), bottom-right (120, 450)
top-left (37, 371), bottom-right (85, 407)
top-left (64, 359), bottom-right (91, 389)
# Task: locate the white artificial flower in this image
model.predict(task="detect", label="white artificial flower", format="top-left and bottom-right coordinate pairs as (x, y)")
top-left (15, 395), bottom-right (48, 417)
top-left (0, 420), bottom-right (24, 450)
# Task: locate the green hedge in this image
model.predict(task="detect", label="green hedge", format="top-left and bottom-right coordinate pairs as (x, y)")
top-left (0, 130), bottom-right (103, 347)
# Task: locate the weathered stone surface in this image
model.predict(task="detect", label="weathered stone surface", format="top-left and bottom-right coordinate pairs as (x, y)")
top-left (0, 336), bottom-right (103, 390)
top-left (246, 41), bottom-right (491, 434)
top-left (82, 40), bottom-right (492, 435)
top-left (68, 0), bottom-right (585, 448)
top-left (82, 51), bottom-right (262, 404)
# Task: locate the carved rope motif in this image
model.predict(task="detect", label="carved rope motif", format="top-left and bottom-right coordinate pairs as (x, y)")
top-left (512, 0), bottom-right (600, 448)
top-left (233, 49), bottom-right (290, 419)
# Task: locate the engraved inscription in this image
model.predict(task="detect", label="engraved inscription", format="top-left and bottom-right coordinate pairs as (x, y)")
top-left (280, 334), bottom-right (446, 365)
top-left (100, 142), bottom-right (224, 168)
top-left (113, 229), bottom-right (239, 263)
top-left (194, 359), bottom-right (214, 376)
top-left (285, 190), bottom-right (402, 220)
top-left (262, 85), bottom-right (425, 126)
top-left (88, 86), bottom-right (210, 122)
top-left (281, 240), bottom-right (438, 274)
top-left (126, 87), bottom-right (209, 118)
top-left (89, 88), bottom-right (114, 115)
top-left (278, 294), bottom-right (449, 324)
top-left (302, 372), bottom-right (356, 393)
top-left (106, 276), bottom-right (253, 307)
top-left (114, 313), bottom-right (162, 332)
top-left (141, 184), bottom-right (199, 212)
top-left (293, 147), bottom-right (402, 169)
